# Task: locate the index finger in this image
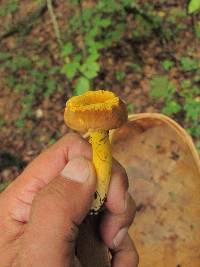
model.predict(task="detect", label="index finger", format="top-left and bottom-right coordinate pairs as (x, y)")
top-left (6, 133), bottom-right (92, 197)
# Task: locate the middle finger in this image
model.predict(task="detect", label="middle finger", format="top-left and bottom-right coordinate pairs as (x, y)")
top-left (100, 160), bottom-right (136, 249)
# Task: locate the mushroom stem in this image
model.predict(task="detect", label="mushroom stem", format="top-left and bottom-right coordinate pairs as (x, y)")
top-left (89, 130), bottom-right (112, 214)
top-left (64, 90), bottom-right (127, 266)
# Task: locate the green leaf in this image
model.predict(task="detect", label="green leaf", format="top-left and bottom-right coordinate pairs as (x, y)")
top-left (127, 103), bottom-right (135, 113)
top-left (130, 63), bottom-right (142, 73)
top-left (61, 42), bottom-right (74, 57)
top-left (31, 70), bottom-right (45, 83)
top-left (6, 76), bottom-right (17, 87)
top-left (162, 59), bottom-right (174, 71)
top-left (188, 0), bottom-right (200, 14)
top-left (15, 119), bottom-right (25, 128)
top-left (181, 79), bottom-right (192, 89)
top-left (82, 8), bottom-right (94, 24)
top-left (0, 52), bottom-right (11, 61)
top-left (116, 71), bottom-right (125, 81)
top-left (45, 80), bottom-right (57, 97)
top-left (0, 0), bottom-right (18, 17)
top-left (70, 0), bottom-right (79, 5)
top-left (79, 61), bottom-right (100, 79)
top-left (87, 50), bottom-right (100, 61)
top-left (184, 99), bottom-right (200, 121)
top-left (150, 76), bottom-right (176, 99)
top-left (87, 40), bottom-right (104, 50)
top-left (100, 18), bottom-right (112, 28)
top-left (74, 77), bottom-right (90, 95)
top-left (187, 124), bottom-right (200, 138)
top-left (195, 21), bottom-right (200, 39)
top-left (62, 62), bottom-right (78, 80)
top-left (120, 0), bottom-right (134, 7)
top-left (11, 56), bottom-right (32, 71)
top-left (61, 55), bottom-right (81, 80)
top-left (0, 119), bottom-right (5, 127)
top-left (112, 23), bottom-right (126, 41)
top-left (97, 0), bottom-right (120, 12)
top-left (180, 57), bottom-right (199, 72)
top-left (86, 27), bottom-right (100, 39)
top-left (132, 15), bottom-right (153, 40)
top-left (162, 101), bottom-right (181, 115)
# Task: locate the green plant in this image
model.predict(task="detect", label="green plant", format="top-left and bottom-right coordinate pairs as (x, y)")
top-left (162, 59), bottom-right (175, 71)
top-left (150, 76), bottom-right (179, 116)
top-left (132, 14), bottom-right (154, 41)
top-left (0, 119), bottom-right (5, 127)
top-left (180, 80), bottom-right (200, 138)
top-left (127, 103), bottom-right (135, 113)
top-left (130, 63), bottom-right (142, 73)
top-left (1, 52), bottom-right (60, 125)
top-left (188, 0), bottom-right (200, 14)
top-left (61, 0), bottom-right (135, 95)
top-left (0, 52), bottom-right (11, 61)
top-left (116, 71), bottom-right (126, 81)
top-left (170, 8), bottom-right (187, 18)
top-left (150, 76), bottom-right (177, 106)
top-left (195, 21), bottom-right (200, 39)
top-left (150, 76), bottom-right (200, 143)
top-left (180, 57), bottom-right (199, 72)
top-left (0, 0), bottom-right (19, 17)
top-left (15, 118), bottom-right (25, 128)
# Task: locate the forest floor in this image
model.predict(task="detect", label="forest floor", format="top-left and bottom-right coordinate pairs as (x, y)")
top-left (0, 0), bottom-right (199, 184)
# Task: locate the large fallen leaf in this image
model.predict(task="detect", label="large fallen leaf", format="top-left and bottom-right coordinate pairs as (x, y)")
top-left (111, 113), bottom-right (200, 267)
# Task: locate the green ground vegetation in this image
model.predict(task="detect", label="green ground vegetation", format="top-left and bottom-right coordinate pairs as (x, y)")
top-left (0, 0), bottom-right (199, 150)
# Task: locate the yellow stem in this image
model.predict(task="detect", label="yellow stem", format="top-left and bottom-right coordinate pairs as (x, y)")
top-left (89, 130), bottom-right (112, 214)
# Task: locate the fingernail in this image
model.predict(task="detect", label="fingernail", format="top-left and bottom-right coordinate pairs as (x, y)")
top-left (113, 227), bottom-right (128, 248)
top-left (61, 157), bottom-right (90, 183)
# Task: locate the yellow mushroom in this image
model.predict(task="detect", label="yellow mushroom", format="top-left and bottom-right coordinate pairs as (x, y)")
top-left (64, 90), bottom-right (127, 214)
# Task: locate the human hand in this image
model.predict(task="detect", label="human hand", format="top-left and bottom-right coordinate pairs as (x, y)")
top-left (0, 133), bottom-right (138, 267)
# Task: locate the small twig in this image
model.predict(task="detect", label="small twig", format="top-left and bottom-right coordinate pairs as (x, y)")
top-left (78, 0), bottom-right (87, 60)
top-left (47, 0), bottom-right (63, 48)
top-left (77, 0), bottom-right (93, 90)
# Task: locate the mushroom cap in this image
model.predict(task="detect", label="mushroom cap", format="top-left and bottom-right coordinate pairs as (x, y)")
top-left (64, 90), bottom-right (127, 132)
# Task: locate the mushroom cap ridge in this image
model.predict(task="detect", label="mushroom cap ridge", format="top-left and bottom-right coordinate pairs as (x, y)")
top-left (64, 90), bottom-right (127, 132)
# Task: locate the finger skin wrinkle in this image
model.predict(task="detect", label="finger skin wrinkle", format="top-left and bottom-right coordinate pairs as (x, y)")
top-left (111, 235), bottom-right (139, 267)
top-left (9, 195), bottom-right (31, 223)
top-left (26, 175), bottom-right (47, 193)
top-left (6, 176), bottom-right (48, 223)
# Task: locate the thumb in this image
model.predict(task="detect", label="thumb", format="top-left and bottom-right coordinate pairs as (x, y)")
top-left (19, 157), bottom-right (96, 267)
